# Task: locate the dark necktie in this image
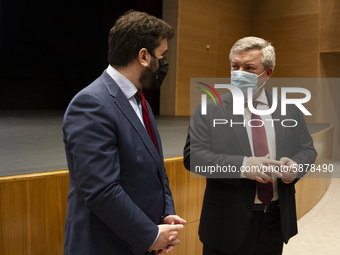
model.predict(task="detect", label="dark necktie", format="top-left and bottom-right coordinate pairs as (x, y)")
top-left (136, 91), bottom-right (159, 153)
top-left (252, 101), bottom-right (273, 205)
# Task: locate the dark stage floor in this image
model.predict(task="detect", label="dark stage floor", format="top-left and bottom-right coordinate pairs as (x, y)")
top-left (0, 110), bottom-right (330, 177)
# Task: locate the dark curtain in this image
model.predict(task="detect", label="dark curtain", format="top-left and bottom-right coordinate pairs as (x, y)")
top-left (0, 0), bottom-right (137, 109)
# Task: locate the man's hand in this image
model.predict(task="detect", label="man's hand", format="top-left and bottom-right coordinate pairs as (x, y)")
top-left (244, 154), bottom-right (283, 183)
top-left (148, 224), bottom-right (184, 254)
top-left (163, 215), bottom-right (187, 225)
top-left (280, 157), bottom-right (298, 184)
top-left (155, 215), bottom-right (186, 254)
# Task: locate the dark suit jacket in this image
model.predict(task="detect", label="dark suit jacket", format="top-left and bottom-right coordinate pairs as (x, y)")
top-left (183, 89), bottom-right (317, 253)
top-left (63, 71), bottom-right (175, 255)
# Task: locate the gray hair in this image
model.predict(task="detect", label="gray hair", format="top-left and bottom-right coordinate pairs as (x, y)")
top-left (229, 36), bottom-right (276, 70)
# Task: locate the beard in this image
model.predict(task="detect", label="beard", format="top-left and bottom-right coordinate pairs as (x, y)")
top-left (139, 57), bottom-right (158, 90)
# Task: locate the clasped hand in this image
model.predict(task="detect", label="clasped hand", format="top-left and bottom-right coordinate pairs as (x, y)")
top-left (149, 215), bottom-right (186, 254)
top-left (244, 155), bottom-right (298, 184)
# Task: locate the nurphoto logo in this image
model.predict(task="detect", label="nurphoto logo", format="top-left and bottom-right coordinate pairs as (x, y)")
top-left (197, 84), bottom-right (311, 116)
top-left (196, 83), bottom-right (311, 128)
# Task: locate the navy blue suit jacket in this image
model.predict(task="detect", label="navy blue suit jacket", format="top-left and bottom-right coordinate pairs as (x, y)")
top-left (63, 71), bottom-right (175, 255)
top-left (184, 90), bottom-right (317, 253)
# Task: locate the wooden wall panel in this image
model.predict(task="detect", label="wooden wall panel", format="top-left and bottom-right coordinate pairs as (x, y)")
top-left (318, 54), bottom-right (340, 159)
top-left (320, 0), bottom-right (340, 53)
top-left (250, 0), bottom-right (319, 19)
top-left (176, 0), bottom-right (219, 116)
top-left (174, 0), bottom-right (251, 115)
top-left (0, 172), bottom-right (69, 255)
top-left (173, 220), bottom-right (202, 255)
top-left (216, 0), bottom-right (252, 77)
top-left (251, 14), bottom-right (319, 78)
top-left (1, 180), bottom-right (28, 254)
top-left (27, 179), bottom-right (47, 254)
top-left (45, 175), bottom-right (69, 254)
top-left (165, 158), bottom-right (206, 223)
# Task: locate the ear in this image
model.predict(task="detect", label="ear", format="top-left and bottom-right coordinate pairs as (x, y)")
top-left (266, 67), bottom-right (273, 78)
top-left (138, 48), bottom-right (150, 68)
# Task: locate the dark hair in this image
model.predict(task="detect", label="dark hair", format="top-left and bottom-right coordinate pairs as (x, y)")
top-left (108, 10), bottom-right (174, 67)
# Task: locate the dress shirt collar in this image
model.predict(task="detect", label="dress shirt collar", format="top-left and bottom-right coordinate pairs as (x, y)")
top-left (106, 65), bottom-right (137, 100)
top-left (253, 88), bottom-right (268, 106)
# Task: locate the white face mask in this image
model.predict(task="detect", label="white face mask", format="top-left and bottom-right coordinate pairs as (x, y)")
top-left (231, 70), bottom-right (267, 98)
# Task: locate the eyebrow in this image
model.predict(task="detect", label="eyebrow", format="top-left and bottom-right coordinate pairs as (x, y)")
top-left (232, 60), bottom-right (256, 67)
top-left (161, 50), bottom-right (168, 56)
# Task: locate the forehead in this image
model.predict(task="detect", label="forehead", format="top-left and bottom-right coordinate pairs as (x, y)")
top-left (231, 49), bottom-right (262, 64)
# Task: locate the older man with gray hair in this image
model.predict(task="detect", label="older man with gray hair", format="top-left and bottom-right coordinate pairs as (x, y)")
top-left (184, 36), bottom-right (317, 254)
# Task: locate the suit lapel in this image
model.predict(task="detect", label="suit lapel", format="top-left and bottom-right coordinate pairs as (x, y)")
top-left (148, 104), bottom-right (164, 159)
top-left (222, 93), bottom-right (252, 156)
top-left (148, 104), bottom-right (166, 180)
top-left (100, 71), bottom-right (164, 175)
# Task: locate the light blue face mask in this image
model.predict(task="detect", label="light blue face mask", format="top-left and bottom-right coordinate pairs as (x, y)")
top-left (231, 70), bottom-right (267, 98)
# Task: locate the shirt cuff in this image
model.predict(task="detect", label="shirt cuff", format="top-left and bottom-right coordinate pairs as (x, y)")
top-left (152, 228), bottom-right (160, 247)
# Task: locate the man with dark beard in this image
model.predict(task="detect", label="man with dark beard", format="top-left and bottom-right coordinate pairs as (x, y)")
top-left (63, 11), bottom-right (185, 255)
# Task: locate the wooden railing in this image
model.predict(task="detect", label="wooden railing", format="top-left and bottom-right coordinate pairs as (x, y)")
top-left (0, 125), bottom-right (333, 254)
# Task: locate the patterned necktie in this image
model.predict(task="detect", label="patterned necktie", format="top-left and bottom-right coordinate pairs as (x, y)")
top-left (136, 91), bottom-right (159, 153)
top-left (252, 101), bottom-right (273, 205)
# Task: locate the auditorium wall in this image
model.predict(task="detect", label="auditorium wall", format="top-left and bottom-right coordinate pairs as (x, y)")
top-left (161, 0), bottom-right (340, 159)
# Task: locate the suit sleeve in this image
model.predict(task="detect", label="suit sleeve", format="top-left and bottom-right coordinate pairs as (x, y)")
top-left (183, 104), bottom-right (245, 185)
top-left (289, 107), bottom-right (318, 180)
top-left (163, 173), bottom-right (176, 218)
top-left (63, 92), bottom-right (158, 254)
top-left (147, 101), bottom-right (176, 218)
